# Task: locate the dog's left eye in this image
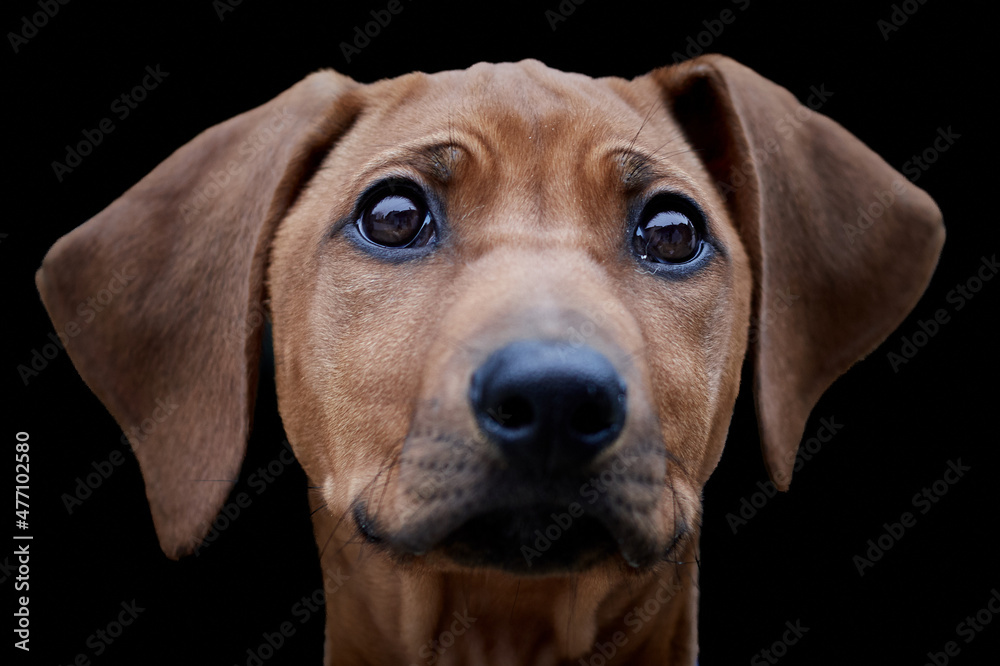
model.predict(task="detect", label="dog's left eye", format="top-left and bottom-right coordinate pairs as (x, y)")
top-left (633, 198), bottom-right (702, 264)
top-left (356, 190), bottom-right (434, 248)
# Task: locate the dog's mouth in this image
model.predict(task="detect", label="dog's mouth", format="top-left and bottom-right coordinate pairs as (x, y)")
top-left (351, 436), bottom-right (687, 574)
top-left (437, 504), bottom-right (620, 574)
top-left (353, 499), bottom-right (668, 574)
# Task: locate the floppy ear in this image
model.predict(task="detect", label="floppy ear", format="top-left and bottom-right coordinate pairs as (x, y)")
top-left (650, 55), bottom-right (944, 489)
top-left (36, 70), bottom-right (361, 558)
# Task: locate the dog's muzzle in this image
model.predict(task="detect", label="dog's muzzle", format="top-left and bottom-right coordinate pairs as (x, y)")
top-left (356, 339), bottom-right (677, 574)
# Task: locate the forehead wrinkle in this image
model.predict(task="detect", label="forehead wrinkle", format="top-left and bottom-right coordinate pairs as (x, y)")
top-left (592, 115), bottom-right (702, 188)
top-left (422, 69), bottom-right (677, 228)
top-left (398, 142), bottom-right (463, 184)
top-left (585, 144), bottom-right (671, 196)
top-left (346, 133), bottom-right (485, 193)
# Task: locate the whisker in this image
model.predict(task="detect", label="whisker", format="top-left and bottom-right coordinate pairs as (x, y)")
top-left (626, 99), bottom-right (660, 159)
top-left (566, 576), bottom-right (579, 656)
top-left (320, 440), bottom-right (405, 563)
top-left (370, 448), bottom-right (403, 524)
top-left (658, 147), bottom-right (704, 161)
top-left (508, 580), bottom-right (521, 624)
top-left (646, 128), bottom-right (686, 159)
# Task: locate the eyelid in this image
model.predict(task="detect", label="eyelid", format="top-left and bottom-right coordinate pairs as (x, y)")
top-left (638, 192), bottom-right (706, 227)
top-left (355, 177), bottom-right (428, 216)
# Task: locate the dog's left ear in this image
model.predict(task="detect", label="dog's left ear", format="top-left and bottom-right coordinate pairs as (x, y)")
top-left (649, 55), bottom-right (944, 489)
top-left (36, 71), bottom-right (361, 558)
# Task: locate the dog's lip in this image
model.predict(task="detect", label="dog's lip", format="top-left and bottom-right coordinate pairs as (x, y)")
top-left (353, 502), bottom-right (385, 545)
top-left (352, 497), bottom-right (669, 572)
top-left (437, 503), bottom-right (620, 573)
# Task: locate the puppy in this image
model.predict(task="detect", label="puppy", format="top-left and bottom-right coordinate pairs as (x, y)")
top-left (37, 56), bottom-right (943, 665)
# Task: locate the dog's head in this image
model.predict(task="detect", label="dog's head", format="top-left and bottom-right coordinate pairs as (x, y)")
top-left (37, 58), bottom-right (942, 579)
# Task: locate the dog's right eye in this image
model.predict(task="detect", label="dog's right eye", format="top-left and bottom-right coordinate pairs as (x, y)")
top-left (632, 194), bottom-right (706, 266)
top-left (356, 189), bottom-right (434, 248)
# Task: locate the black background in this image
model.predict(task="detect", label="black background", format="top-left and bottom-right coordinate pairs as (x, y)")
top-left (5, 1), bottom-right (996, 664)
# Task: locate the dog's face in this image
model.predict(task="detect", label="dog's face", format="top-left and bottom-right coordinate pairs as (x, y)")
top-left (270, 62), bottom-right (751, 575)
top-left (37, 57), bottom-right (943, 658)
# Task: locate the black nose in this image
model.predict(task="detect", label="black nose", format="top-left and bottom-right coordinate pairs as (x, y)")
top-left (469, 340), bottom-right (627, 472)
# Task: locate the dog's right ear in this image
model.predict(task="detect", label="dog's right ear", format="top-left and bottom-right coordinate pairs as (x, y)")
top-left (36, 70), bottom-right (362, 558)
top-left (649, 55), bottom-right (944, 490)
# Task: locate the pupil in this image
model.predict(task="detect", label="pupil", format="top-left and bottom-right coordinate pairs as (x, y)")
top-left (367, 195), bottom-right (423, 246)
top-left (641, 211), bottom-right (696, 262)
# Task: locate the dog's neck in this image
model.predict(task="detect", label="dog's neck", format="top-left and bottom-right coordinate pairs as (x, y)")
top-left (314, 518), bottom-right (699, 665)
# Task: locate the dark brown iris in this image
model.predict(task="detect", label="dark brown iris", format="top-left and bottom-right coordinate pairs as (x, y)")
top-left (358, 193), bottom-right (430, 247)
top-left (634, 210), bottom-right (699, 263)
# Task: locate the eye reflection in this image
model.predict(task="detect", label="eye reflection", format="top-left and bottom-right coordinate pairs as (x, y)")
top-left (357, 190), bottom-right (434, 248)
top-left (634, 209), bottom-right (699, 263)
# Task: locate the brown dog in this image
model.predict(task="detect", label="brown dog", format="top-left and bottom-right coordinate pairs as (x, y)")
top-left (37, 56), bottom-right (943, 665)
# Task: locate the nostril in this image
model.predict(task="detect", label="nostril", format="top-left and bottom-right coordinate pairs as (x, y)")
top-left (568, 389), bottom-right (618, 437)
top-left (490, 395), bottom-right (534, 430)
